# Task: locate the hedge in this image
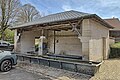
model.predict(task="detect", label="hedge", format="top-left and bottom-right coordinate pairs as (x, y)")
top-left (110, 47), bottom-right (120, 58)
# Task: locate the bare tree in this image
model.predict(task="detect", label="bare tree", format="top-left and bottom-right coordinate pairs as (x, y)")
top-left (15, 4), bottom-right (41, 25)
top-left (0, 0), bottom-right (21, 40)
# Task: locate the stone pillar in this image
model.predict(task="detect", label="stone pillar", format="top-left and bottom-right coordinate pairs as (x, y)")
top-left (80, 19), bottom-right (91, 61)
top-left (14, 29), bottom-right (17, 52)
top-left (103, 37), bottom-right (107, 60)
top-left (79, 37), bottom-right (90, 60)
top-left (38, 30), bottom-right (45, 55)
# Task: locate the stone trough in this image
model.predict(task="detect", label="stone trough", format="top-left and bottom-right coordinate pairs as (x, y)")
top-left (16, 54), bottom-right (102, 76)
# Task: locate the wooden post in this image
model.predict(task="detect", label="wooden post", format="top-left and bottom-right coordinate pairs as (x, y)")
top-left (69, 20), bottom-right (83, 37)
top-left (53, 30), bottom-right (56, 53)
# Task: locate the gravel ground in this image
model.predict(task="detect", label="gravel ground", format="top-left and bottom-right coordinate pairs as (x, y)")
top-left (17, 61), bottom-right (91, 80)
top-left (0, 67), bottom-right (51, 80)
top-left (90, 59), bottom-right (120, 80)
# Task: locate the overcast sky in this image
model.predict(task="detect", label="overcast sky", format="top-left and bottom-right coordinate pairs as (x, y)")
top-left (20, 0), bottom-right (120, 19)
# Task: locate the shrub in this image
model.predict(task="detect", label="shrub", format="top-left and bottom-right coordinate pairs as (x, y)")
top-left (110, 47), bottom-right (120, 58)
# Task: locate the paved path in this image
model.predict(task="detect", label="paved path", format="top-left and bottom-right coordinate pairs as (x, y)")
top-left (0, 67), bottom-right (51, 80)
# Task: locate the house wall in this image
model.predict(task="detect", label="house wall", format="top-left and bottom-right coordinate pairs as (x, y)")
top-left (14, 19), bottom-right (110, 62)
top-left (80, 19), bottom-right (110, 61)
top-left (109, 38), bottom-right (115, 45)
top-left (89, 20), bottom-right (109, 61)
top-left (15, 29), bottom-right (82, 55)
top-left (48, 19), bottom-right (92, 60)
top-left (14, 29), bottom-right (47, 53)
top-left (20, 31), bottom-right (35, 53)
top-left (14, 29), bottom-right (21, 52)
top-left (80, 19), bottom-right (91, 60)
top-left (19, 30), bottom-right (41, 53)
top-left (48, 30), bottom-right (82, 56)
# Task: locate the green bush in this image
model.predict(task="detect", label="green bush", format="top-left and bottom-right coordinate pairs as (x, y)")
top-left (110, 42), bottom-right (120, 48)
top-left (110, 47), bottom-right (120, 58)
top-left (110, 42), bottom-right (120, 58)
top-left (0, 29), bottom-right (14, 43)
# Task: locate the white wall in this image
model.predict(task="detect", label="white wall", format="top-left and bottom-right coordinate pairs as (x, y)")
top-left (20, 30), bottom-right (38, 53)
top-left (16, 29), bottom-right (47, 54)
top-left (89, 20), bottom-right (109, 61)
top-left (15, 19), bottom-right (110, 62)
top-left (80, 19), bottom-right (91, 60)
top-left (48, 30), bottom-right (82, 56)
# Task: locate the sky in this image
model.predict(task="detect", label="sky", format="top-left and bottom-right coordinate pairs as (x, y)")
top-left (20, 0), bottom-right (120, 19)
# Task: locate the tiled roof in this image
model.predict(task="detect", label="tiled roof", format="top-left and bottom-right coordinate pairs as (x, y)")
top-left (104, 18), bottom-right (120, 30)
top-left (10, 10), bottom-right (113, 29)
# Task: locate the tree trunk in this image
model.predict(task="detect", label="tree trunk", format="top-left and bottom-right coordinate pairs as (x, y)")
top-left (1, 31), bottom-right (5, 40)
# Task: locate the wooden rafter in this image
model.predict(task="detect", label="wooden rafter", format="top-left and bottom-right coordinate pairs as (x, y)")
top-left (69, 19), bottom-right (83, 36)
top-left (17, 19), bottom-right (83, 32)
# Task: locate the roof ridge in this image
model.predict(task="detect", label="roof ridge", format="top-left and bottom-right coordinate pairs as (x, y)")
top-left (104, 18), bottom-right (119, 20)
top-left (39, 10), bottom-right (90, 18)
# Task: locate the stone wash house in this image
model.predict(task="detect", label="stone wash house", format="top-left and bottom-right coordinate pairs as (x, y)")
top-left (10, 10), bottom-right (113, 62)
top-left (104, 18), bottom-right (120, 42)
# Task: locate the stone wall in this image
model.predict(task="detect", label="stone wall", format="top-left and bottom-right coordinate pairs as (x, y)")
top-left (15, 30), bottom-right (41, 53)
top-left (48, 30), bottom-right (82, 56)
top-left (89, 20), bottom-right (109, 61)
top-left (14, 19), bottom-right (110, 61)
top-left (17, 55), bottom-right (100, 76)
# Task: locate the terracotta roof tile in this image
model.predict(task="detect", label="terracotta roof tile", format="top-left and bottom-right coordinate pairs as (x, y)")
top-left (104, 18), bottom-right (120, 30)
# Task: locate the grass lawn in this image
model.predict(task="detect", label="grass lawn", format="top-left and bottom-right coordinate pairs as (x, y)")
top-left (110, 42), bottom-right (120, 48)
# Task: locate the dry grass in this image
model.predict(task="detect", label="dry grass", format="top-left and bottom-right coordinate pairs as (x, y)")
top-left (90, 59), bottom-right (120, 80)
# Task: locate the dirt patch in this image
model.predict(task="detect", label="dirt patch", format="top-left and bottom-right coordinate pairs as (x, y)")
top-left (90, 59), bottom-right (120, 80)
